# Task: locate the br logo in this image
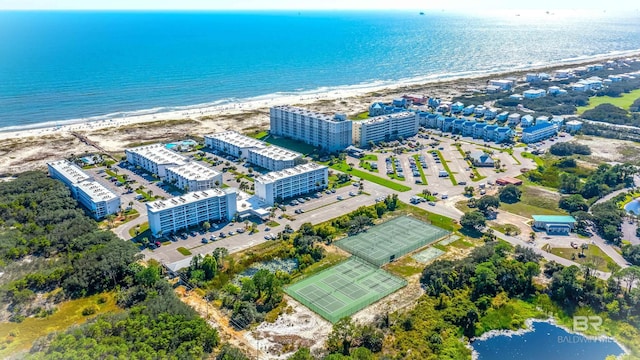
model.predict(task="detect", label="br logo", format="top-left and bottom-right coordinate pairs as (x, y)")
top-left (573, 316), bottom-right (602, 331)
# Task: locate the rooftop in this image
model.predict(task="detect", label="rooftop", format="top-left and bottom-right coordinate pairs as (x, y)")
top-left (204, 131), bottom-right (266, 150)
top-left (250, 145), bottom-right (301, 161)
top-left (147, 188), bottom-right (236, 213)
top-left (532, 215), bottom-right (576, 223)
top-left (75, 180), bottom-right (119, 202)
top-left (47, 160), bottom-right (92, 184)
top-left (357, 112), bottom-right (415, 125)
top-left (522, 122), bottom-right (556, 134)
top-left (272, 105), bottom-right (347, 123)
top-left (255, 163), bottom-right (327, 184)
top-left (166, 162), bottom-right (221, 181)
top-left (126, 144), bottom-right (187, 165)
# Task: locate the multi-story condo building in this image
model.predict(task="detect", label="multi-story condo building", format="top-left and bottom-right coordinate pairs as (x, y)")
top-left (204, 131), bottom-right (266, 158)
top-left (270, 106), bottom-right (352, 152)
top-left (75, 180), bottom-right (121, 219)
top-left (204, 131), bottom-right (302, 171)
top-left (47, 160), bottom-right (93, 197)
top-left (255, 163), bottom-right (328, 206)
top-left (146, 188), bottom-right (237, 237)
top-left (246, 145), bottom-right (303, 171)
top-left (352, 112), bottom-right (419, 146)
top-left (125, 144), bottom-right (186, 177)
top-left (521, 122), bottom-right (558, 144)
top-left (165, 162), bottom-right (223, 192)
top-left (47, 160), bottom-right (120, 219)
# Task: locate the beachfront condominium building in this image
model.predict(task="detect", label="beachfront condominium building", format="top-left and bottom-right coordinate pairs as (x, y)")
top-left (521, 122), bottom-right (558, 144)
top-left (270, 106), bottom-right (353, 152)
top-left (204, 130), bottom-right (302, 171)
top-left (255, 163), bottom-right (329, 206)
top-left (246, 145), bottom-right (303, 171)
top-left (47, 160), bottom-right (120, 219)
top-left (125, 144), bottom-right (187, 177)
top-left (47, 160), bottom-right (93, 197)
top-left (204, 131), bottom-right (266, 158)
top-left (146, 188), bottom-right (237, 237)
top-left (165, 162), bottom-right (223, 192)
top-left (352, 112), bottom-right (420, 146)
top-left (74, 180), bottom-right (121, 219)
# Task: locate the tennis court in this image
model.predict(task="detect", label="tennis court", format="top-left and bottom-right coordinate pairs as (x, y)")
top-left (286, 257), bottom-right (406, 323)
top-left (335, 216), bottom-right (450, 266)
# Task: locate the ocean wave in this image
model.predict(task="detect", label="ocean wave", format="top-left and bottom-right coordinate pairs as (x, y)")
top-left (2, 47), bottom-right (640, 133)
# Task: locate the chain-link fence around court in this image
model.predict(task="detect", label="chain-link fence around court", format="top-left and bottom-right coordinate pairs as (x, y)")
top-left (335, 216), bottom-right (451, 266)
top-left (286, 257), bottom-right (407, 323)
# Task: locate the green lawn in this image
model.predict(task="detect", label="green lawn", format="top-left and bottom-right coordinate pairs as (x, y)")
top-left (0, 292), bottom-right (120, 358)
top-left (129, 221), bottom-right (150, 238)
top-left (435, 151), bottom-right (457, 185)
top-left (395, 202), bottom-right (459, 232)
top-left (262, 135), bottom-right (317, 155)
top-left (329, 161), bottom-right (411, 192)
top-left (384, 256), bottom-right (425, 277)
top-left (577, 88), bottom-right (640, 114)
top-left (247, 130), bottom-right (269, 140)
top-left (499, 186), bottom-right (565, 218)
top-left (361, 154), bottom-right (378, 161)
top-left (266, 220), bottom-right (280, 227)
top-left (349, 111), bottom-right (370, 120)
top-left (412, 155), bottom-right (428, 185)
top-left (548, 244), bottom-right (616, 272)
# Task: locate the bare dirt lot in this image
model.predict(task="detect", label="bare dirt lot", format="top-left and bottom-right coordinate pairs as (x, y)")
top-left (573, 135), bottom-right (640, 164)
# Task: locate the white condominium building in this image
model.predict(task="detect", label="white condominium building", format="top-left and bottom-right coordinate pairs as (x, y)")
top-left (352, 112), bottom-right (419, 146)
top-left (47, 160), bottom-right (93, 197)
top-left (125, 144), bottom-right (187, 177)
top-left (255, 163), bottom-right (328, 205)
top-left (165, 162), bottom-right (223, 192)
top-left (270, 106), bottom-right (353, 152)
top-left (146, 188), bottom-right (238, 237)
top-left (204, 131), bottom-right (265, 158)
top-left (247, 145), bottom-right (303, 171)
top-left (75, 180), bottom-right (121, 219)
top-left (47, 160), bottom-right (120, 219)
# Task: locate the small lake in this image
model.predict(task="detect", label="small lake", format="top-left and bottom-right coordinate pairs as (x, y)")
top-left (624, 199), bottom-right (640, 215)
top-left (472, 321), bottom-right (626, 360)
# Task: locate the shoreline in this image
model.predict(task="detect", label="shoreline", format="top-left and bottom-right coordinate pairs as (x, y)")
top-left (469, 317), bottom-right (630, 360)
top-left (2, 48), bottom-right (640, 141)
top-left (2, 50), bottom-right (640, 175)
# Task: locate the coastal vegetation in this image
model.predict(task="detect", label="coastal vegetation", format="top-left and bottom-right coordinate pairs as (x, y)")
top-left (0, 172), bottom-right (233, 359)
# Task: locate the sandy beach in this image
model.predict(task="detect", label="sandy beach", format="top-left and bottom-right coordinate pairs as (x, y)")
top-left (2, 50), bottom-right (640, 175)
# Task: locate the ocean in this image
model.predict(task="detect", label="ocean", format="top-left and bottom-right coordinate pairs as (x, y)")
top-left (1, 10), bottom-right (640, 130)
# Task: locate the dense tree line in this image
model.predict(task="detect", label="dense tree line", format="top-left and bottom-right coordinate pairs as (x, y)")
top-left (0, 172), bottom-right (231, 359)
top-left (549, 142), bottom-right (592, 156)
top-left (582, 104), bottom-right (640, 127)
top-left (27, 262), bottom-right (220, 359)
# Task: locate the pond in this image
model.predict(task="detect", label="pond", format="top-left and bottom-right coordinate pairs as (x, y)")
top-left (624, 199), bottom-right (640, 215)
top-left (472, 320), bottom-right (626, 360)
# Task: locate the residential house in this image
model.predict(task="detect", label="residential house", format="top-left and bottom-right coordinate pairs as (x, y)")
top-left (520, 115), bottom-right (534, 128)
top-left (508, 113), bottom-right (521, 125)
top-left (497, 111), bottom-right (509, 122)
top-left (523, 89), bottom-right (546, 99)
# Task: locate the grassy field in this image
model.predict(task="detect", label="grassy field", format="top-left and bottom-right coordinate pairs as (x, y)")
top-left (329, 161), bottom-right (411, 192)
top-left (521, 152), bottom-right (544, 167)
top-left (0, 292), bottom-right (120, 358)
top-left (548, 244), bottom-right (616, 272)
top-left (262, 135), bottom-right (317, 155)
top-left (384, 256), bottom-right (425, 277)
top-left (129, 221), bottom-right (150, 238)
top-left (395, 202), bottom-right (459, 232)
top-left (349, 111), bottom-right (370, 120)
top-left (435, 150), bottom-right (457, 185)
top-left (499, 185), bottom-right (565, 218)
top-left (577, 88), bottom-right (640, 114)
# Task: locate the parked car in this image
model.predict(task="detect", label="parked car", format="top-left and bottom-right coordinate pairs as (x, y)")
top-left (201, 238), bottom-right (208, 244)
top-left (264, 234), bottom-right (272, 240)
top-left (337, 196), bottom-right (344, 200)
top-left (209, 235), bottom-right (217, 241)
top-left (228, 231), bottom-right (236, 236)
top-left (219, 232), bottom-right (226, 238)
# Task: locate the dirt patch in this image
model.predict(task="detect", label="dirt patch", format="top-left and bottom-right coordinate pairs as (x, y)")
top-left (573, 136), bottom-right (640, 163)
top-left (246, 297), bottom-right (332, 359)
top-left (351, 273), bottom-right (424, 324)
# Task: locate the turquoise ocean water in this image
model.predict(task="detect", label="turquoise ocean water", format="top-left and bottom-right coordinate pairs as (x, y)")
top-left (1, 11), bottom-right (640, 129)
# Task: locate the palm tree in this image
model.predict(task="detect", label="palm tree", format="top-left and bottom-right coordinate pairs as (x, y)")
top-left (106, 214), bottom-right (116, 228)
top-left (580, 243), bottom-right (589, 257)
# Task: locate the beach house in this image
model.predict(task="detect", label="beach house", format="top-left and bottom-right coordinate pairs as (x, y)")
top-left (565, 120), bottom-right (583, 132)
top-left (523, 89), bottom-right (546, 99)
top-left (472, 122), bottom-right (487, 139)
top-left (494, 127), bottom-right (514, 143)
top-left (508, 113), bottom-right (521, 125)
top-left (462, 121), bottom-right (475, 136)
top-left (520, 115), bottom-right (534, 128)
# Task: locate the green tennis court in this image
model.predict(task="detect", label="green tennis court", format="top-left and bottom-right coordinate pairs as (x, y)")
top-left (335, 216), bottom-right (450, 266)
top-left (286, 257), bottom-right (406, 323)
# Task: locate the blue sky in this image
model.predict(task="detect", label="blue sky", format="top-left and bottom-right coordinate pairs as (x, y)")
top-left (0, 0), bottom-right (634, 11)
